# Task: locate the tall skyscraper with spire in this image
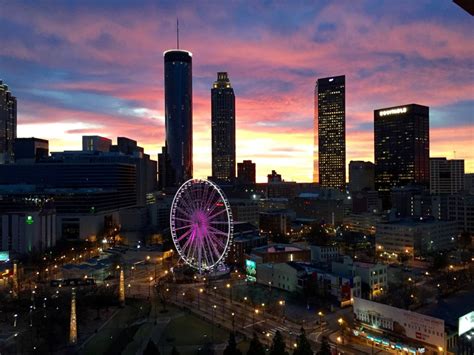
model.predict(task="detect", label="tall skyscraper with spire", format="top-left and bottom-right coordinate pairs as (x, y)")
top-left (160, 21), bottom-right (193, 188)
top-left (0, 81), bottom-right (17, 164)
top-left (211, 72), bottom-right (235, 183)
top-left (314, 75), bottom-right (346, 189)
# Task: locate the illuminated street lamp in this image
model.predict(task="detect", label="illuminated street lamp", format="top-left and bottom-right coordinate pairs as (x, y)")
top-left (226, 283), bottom-right (232, 303)
top-left (318, 311), bottom-right (324, 331)
top-left (253, 308), bottom-right (259, 330)
top-left (198, 288), bottom-right (204, 309)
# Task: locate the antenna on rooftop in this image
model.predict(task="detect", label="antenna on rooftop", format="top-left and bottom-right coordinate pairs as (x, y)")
top-left (177, 18), bottom-right (180, 49)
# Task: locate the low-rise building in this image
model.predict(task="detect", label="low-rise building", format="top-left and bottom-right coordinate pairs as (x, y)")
top-left (249, 243), bottom-right (310, 264)
top-left (256, 261), bottom-right (361, 305)
top-left (332, 256), bottom-right (388, 299)
top-left (343, 213), bottom-right (384, 235)
top-left (310, 245), bottom-right (340, 263)
top-left (375, 217), bottom-right (457, 259)
top-left (0, 199), bottom-right (56, 254)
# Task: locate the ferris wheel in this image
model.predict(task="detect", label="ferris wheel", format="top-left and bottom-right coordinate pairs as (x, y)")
top-left (170, 179), bottom-right (233, 273)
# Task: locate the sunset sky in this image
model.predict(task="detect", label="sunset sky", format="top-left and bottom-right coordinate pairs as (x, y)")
top-left (1, 1), bottom-right (473, 182)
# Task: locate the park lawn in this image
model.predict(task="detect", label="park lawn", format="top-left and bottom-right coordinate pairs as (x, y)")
top-left (80, 300), bottom-right (150, 355)
top-left (159, 312), bottom-right (229, 346)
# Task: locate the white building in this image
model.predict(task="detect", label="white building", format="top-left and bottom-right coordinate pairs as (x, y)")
top-left (310, 245), bottom-right (340, 263)
top-left (332, 256), bottom-right (387, 299)
top-left (256, 261), bottom-right (361, 305)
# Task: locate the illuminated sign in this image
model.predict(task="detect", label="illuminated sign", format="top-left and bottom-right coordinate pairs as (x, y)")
top-left (353, 297), bottom-right (445, 348)
top-left (26, 215), bottom-right (34, 225)
top-left (0, 251), bottom-right (9, 262)
top-left (379, 107), bottom-right (407, 116)
top-left (459, 311), bottom-right (474, 336)
top-left (245, 259), bottom-right (256, 282)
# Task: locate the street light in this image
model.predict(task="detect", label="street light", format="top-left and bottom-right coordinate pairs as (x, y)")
top-left (198, 288), bottom-right (203, 309)
top-left (253, 309), bottom-right (259, 331)
top-left (279, 300), bottom-right (285, 319)
top-left (338, 318), bottom-right (345, 345)
top-left (226, 283), bottom-right (232, 303)
top-left (148, 276), bottom-right (153, 299)
top-left (318, 311), bottom-right (324, 331)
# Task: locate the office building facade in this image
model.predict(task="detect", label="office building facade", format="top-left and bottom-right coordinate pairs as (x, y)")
top-left (0, 81), bottom-right (17, 164)
top-left (430, 158), bottom-right (464, 194)
top-left (349, 161), bottom-right (375, 192)
top-left (315, 75), bottom-right (346, 189)
top-left (374, 104), bottom-right (429, 194)
top-left (163, 49), bottom-right (193, 187)
top-left (211, 72), bottom-right (235, 182)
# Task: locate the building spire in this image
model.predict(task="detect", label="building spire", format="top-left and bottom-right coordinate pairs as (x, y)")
top-left (176, 17), bottom-right (179, 49)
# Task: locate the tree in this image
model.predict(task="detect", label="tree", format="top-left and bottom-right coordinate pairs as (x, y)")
top-left (224, 333), bottom-right (242, 355)
top-left (143, 340), bottom-right (160, 355)
top-left (270, 330), bottom-right (288, 355)
top-left (316, 336), bottom-right (331, 355)
top-left (247, 333), bottom-right (265, 355)
top-left (171, 346), bottom-right (180, 355)
top-left (305, 223), bottom-right (330, 246)
top-left (459, 230), bottom-right (472, 250)
top-left (293, 328), bottom-right (313, 355)
top-left (431, 252), bottom-right (448, 271)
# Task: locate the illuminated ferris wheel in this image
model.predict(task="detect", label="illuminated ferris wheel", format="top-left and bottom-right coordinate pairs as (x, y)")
top-left (170, 179), bottom-right (233, 273)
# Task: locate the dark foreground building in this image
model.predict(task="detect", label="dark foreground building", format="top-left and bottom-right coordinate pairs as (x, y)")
top-left (162, 49), bottom-right (193, 187)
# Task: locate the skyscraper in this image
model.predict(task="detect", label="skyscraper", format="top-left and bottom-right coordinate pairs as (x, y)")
top-left (315, 75), bottom-right (346, 189)
top-left (374, 104), bottom-right (429, 195)
top-left (211, 72), bottom-right (235, 182)
top-left (0, 81), bottom-right (17, 164)
top-left (163, 49), bottom-right (193, 187)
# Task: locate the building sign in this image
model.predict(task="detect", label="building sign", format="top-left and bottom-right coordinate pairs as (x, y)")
top-left (459, 311), bottom-right (474, 336)
top-left (245, 259), bottom-right (256, 282)
top-left (0, 251), bottom-right (9, 262)
top-left (379, 107), bottom-right (407, 116)
top-left (353, 297), bottom-right (444, 349)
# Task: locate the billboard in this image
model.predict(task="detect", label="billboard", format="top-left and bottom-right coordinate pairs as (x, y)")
top-left (353, 297), bottom-right (445, 348)
top-left (0, 251), bottom-right (9, 262)
top-left (459, 311), bottom-right (474, 336)
top-left (245, 259), bottom-right (256, 282)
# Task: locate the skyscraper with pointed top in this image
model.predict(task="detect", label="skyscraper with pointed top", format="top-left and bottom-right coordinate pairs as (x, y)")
top-left (0, 81), bottom-right (17, 164)
top-left (211, 72), bottom-right (235, 183)
top-left (160, 20), bottom-right (193, 188)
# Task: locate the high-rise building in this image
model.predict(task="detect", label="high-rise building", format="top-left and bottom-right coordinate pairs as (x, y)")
top-left (349, 161), bottom-right (375, 192)
top-left (315, 75), bottom-right (346, 189)
top-left (237, 160), bottom-right (256, 184)
top-left (82, 135), bottom-right (112, 152)
top-left (0, 81), bottom-right (17, 164)
top-left (430, 158), bottom-right (464, 194)
top-left (374, 104), bottom-right (429, 194)
top-left (163, 49), bottom-right (193, 187)
top-left (211, 72), bottom-right (235, 182)
top-left (14, 137), bottom-right (49, 163)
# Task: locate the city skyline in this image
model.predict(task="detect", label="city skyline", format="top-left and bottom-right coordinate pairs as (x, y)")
top-left (1, 1), bottom-right (473, 182)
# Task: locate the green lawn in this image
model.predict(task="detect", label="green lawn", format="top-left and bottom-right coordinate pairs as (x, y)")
top-left (80, 300), bottom-right (151, 355)
top-left (159, 312), bottom-right (229, 346)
